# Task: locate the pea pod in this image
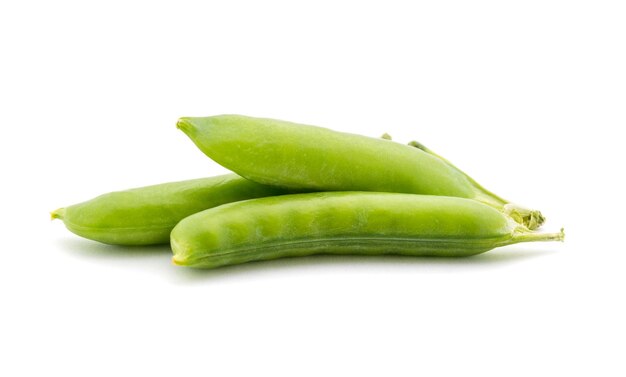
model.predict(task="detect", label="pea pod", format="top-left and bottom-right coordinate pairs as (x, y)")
top-left (51, 174), bottom-right (291, 245)
top-left (177, 115), bottom-right (545, 230)
top-left (171, 192), bottom-right (564, 269)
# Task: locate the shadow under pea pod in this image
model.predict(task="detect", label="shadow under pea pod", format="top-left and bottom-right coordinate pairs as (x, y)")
top-left (56, 237), bottom-right (172, 269)
top-left (168, 246), bottom-right (553, 283)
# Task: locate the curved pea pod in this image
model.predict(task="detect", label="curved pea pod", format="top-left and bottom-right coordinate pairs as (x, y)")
top-left (171, 192), bottom-right (564, 269)
top-left (177, 115), bottom-right (545, 230)
top-left (51, 174), bottom-right (292, 245)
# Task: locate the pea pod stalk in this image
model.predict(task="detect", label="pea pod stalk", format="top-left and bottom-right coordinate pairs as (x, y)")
top-left (177, 115), bottom-right (545, 230)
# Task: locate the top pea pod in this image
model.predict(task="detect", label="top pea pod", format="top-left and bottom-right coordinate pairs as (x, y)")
top-left (177, 114), bottom-right (545, 230)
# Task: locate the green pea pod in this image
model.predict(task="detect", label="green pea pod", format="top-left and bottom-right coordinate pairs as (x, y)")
top-left (177, 115), bottom-right (545, 230)
top-left (51, 174), bottom-right (291, 245)
top-left (171, 192), bottom-right (564, 269)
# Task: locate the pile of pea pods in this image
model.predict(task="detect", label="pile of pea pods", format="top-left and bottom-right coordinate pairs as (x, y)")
top-left (53, 115), bottom-right (563, 269)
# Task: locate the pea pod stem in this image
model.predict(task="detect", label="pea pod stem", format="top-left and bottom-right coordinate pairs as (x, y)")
top-left (509, 227), bottom-right (565, 244)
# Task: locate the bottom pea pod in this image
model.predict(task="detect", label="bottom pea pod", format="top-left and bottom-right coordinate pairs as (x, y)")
top-left (51, 174), bottom-right (292, 245)
top-left (171, 192), bottom-right (564, 269)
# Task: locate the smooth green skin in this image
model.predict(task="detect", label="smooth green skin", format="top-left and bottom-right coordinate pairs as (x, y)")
top-left (177, 115), bottom-right (544, 230)
top-left (177, 115), bottom-right (478, 197)
top-left (52, 174), bottom-right (292, 245)
top-left (171, 192), bottom-right (563, 269)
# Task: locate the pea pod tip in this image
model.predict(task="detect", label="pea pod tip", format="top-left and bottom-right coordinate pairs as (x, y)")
top-left (172, 256), bottom-right (188, 266)
top-left (176, 118), bottom-right (195, 135)
top-left (50, 208), bottom-right (65, 221)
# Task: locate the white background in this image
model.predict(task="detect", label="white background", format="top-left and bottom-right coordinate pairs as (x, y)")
top-left (1, 1), bottom-right (624, 376)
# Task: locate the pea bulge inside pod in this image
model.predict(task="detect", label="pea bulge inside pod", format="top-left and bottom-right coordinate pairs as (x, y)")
top-left (171, 192), bottom-right (563, 269)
